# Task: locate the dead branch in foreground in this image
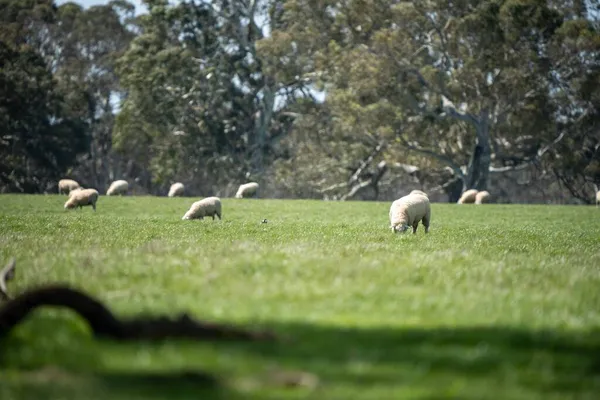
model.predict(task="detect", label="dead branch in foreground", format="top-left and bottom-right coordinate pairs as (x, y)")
top-left (0, 285), bottom-right (278, 342)
top-left (0, 258), bottom-right (16, 301)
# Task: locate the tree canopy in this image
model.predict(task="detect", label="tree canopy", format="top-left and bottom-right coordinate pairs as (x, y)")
top-left (1, 0), bottom-right (598, 202)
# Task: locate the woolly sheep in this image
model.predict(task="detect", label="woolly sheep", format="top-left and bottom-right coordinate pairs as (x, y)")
top-left (475, 190), bottom-right (491, 204)
top-left (182, 197), bottom-right (222, 220)
top-left (235, 182), bottom-right (259, 198)
top-left (106, 180), bottom-right (129, 196)
top-left (58, 179), bottom-right (80, 195)
top-left (410, 190), bottom-right (428, 198)
top-left (457, 189), bottom-right (478, 204)
top-left (68, 187), bottom-right (84, 197)
top-left (64, 188), bottom-right (99, 211)
top-left (596, 190), bottom-right (600, 207)
top-left (389, 192), bottom-right (431, 234)
top-left (168, 182), bottom-right (185, 197)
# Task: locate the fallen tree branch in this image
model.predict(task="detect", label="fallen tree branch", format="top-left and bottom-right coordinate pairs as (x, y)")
top-left (0, 259), bottom-right (15, 301)
top-left (0, 285), bottom-right (278, 342)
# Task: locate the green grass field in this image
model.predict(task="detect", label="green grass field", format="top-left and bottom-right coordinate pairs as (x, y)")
top-left (1, 194), bottom-right (600, 399)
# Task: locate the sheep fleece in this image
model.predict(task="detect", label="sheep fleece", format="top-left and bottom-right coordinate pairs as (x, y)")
top-left (458, 189), bottom-right (478, 204)
top-left (475, 190), bottom-right (491, 204)
top-left (107, 180), bottom-right (128, 195)
top-left (59, 179), bottom-right (80, 194)
top-left (235, 182), bottom-right (259, 198)
top-left (182, 197), bottom-right (222, 220)
top-left (169, 182), bottom-right (185, 197)
top-left (64, 189), bottom-right (99, 211)
top-left (389, 193), bottom-right (431, 233)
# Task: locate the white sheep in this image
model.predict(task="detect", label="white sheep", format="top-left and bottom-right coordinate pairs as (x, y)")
top-left (168, 182), bottom-right (185, 197)
top-left (235, 182), bottom-right (259, 198)
top-left (389, 192), bottom-right (431, 234)
top-left (106, 180), bottom-right (129, 196)
top-left (457, 189), bottom-right (478, 204)
top-left (475, 190), bottom-right (491, 204)
top-left (596, 190), bottom-right (600, 207)
top-left (58, 179), bottom-right (80, 195)
top-left (64, 188), bottom-right (99, 211)
top-left (182, 197), bottom-right (222, 220)
top-left (410, 189), bottom-right (428, 198)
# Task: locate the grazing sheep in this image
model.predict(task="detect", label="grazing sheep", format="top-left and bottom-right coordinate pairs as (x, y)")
top-left (182, 197), bottom-right (222, 220)
top-left (235, 182), bottom-right (259, 198)
top-left (58, 179), bottom-right (80, 195)
top-left (475, 190), bottom-right (491, 204)
top-left (64, 189), bottom-right (99, 211)
top-left (410, 190), bottom-right (428, 198)
top-left (68, 187), bottom-right (85, 197)
top-left (168, 182), bottom-right (185, 197)
top-left (596, 190), bottom-right (600, 207)
top-left (106, 180), bottom-right (129, 196)
top-left (389, 192), bottom-right (431, 234)
top-left (457, 189), bottom-right (478, 204)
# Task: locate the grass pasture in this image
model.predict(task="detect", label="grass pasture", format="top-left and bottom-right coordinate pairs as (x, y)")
top-left (1, 194), bottom-right (600, 399)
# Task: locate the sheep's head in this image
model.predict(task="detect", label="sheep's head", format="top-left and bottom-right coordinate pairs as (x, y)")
top-left (392, 224), bottom-right (410, 233)
top-left (64, 200), bottom-right (76, 210)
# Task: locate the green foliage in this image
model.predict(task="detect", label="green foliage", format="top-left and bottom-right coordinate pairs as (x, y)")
top-left (265, 0), bottom-right (600, 199)
top-left (0, 41), bottom-right (88, 193)
top-left (1, 194), bottom-right (600, 398)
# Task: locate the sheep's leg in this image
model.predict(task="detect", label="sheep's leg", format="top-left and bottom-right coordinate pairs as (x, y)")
top-left (212, 214), bottom-right (215, 220)
top-left (92, 202), bottom-right (96, 211)
top-left (412, 221), bottom-right (419, 234)
top-left (216, 212), bottom-right (221, 220)
top-left (422, 211), bottom-right (431, 233)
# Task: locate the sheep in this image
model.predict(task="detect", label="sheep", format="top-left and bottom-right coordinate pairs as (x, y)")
top-left (596, 190), bottom-right (600, 207)
top-left (389, 192), bottom-right (431, 234)
top-left (182, 197), bottom-right (222, 220)
top-left (475, 190), bottom-right (491, 204)
top-left (410, 190), bottom-right (428, 198)
top-left (64, 188), bottom-right (99, 211)
top-left (68, 187), bottom-right (85, 197)
top-left (235, 182), bottom-right (259, 198)
top-left (457, 189), bottom-right (478, 204)
top-left (106, 180), bottom-right (129, 196)
top-left (58, 179), bottom-right (80, 195)
top-left (168, 182), bottom-right (185, 197)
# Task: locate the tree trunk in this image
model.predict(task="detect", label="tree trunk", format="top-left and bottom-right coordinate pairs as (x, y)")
top-left (251, 86), bottom-right (275, 177)
top-left (465, 109), bottom-right (491, 191)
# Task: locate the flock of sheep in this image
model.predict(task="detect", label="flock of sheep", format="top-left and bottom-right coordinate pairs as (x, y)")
top-left (59, 177), bottom-right (599, 234)
top-left (59, 178), bottom-right (259, 219)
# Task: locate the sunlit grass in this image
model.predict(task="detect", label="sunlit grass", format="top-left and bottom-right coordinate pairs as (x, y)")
top-left (1, 194), bottom-right (600, 399)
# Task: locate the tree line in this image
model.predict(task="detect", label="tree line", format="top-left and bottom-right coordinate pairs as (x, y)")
top-left (1, 0), bottom-right (599, 203)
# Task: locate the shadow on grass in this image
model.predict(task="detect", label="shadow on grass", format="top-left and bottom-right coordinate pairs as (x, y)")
top-left (2, 315), bottom-right (600, 398)
top-left (230, 322), bottom-right (600, 395)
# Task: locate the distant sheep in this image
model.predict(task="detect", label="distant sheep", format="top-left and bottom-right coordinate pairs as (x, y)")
top-left (457, 189), bottom-right (478, 204)
top-left (64, 189), bottom-right (99, 211)
top-left (596, 190), bottom-right (600, 207)
top-left (389, 192), bottom-right (431, 234)
top-left (58, 179), bottom-right (80, 195)
top-left (106, 180), bottom-right (129, 196)
top-left (235, 182), bottom-right (259, 198)
top-left (182, 197), bottom-right (222, 220)
top-left (168, 182), bottom-right (185, 197)
top-left (410, 190), bottom-right (428, 198)
top-left (475, 190), bottom-right (491, 204)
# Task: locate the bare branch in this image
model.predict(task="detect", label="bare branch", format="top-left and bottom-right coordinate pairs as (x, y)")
top-left (489, 108), bottom-right (589, 173)
top-left (348, 141), bottom-right (387, 185)
top-left (397, 136), bottom-right (465, 180)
